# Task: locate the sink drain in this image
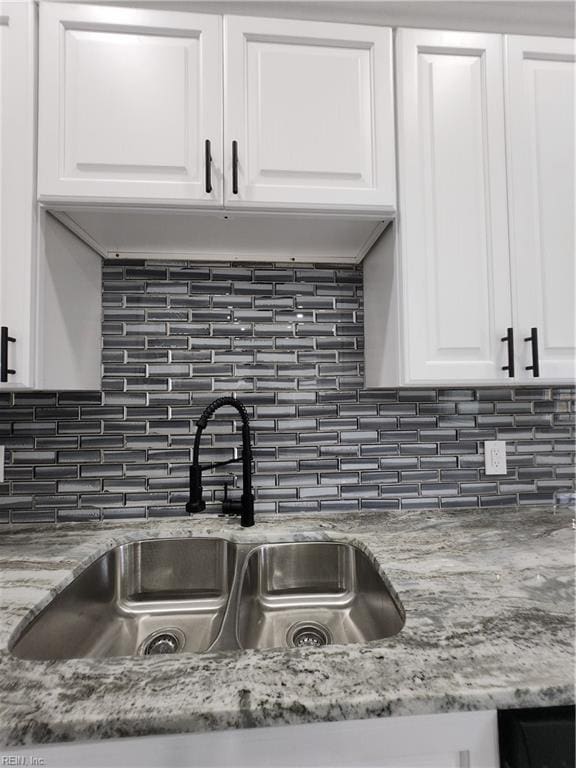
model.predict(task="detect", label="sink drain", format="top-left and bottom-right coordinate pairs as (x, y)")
top-left (140, 628), bottom-right (185, 656)
top-left (287, 621), bottom-right (331, 649)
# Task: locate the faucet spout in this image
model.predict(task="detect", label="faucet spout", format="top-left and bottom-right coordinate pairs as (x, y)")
top-left (187, 397), bottom-right (255, 527)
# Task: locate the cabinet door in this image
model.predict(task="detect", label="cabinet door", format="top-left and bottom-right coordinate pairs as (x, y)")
top-left (7, 710), bottom-right (500, 767)
top-left (38, 3), bottom-right (222, 205)
top-left (396, 29), bottom-right (512, 384)
top-left (505, 36), bottom-right (576, 383)
top-left (0, 1), bottom-right (36, 389)
top-left (224, 16), bottom-right (395, 211)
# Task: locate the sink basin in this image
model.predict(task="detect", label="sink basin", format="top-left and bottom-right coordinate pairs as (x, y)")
top-left (236, 542), bottom-right (404, 650)
top-left (11, 538), bottom-right (236, 660)
top-left (10, 538), bottom-right (404, 660)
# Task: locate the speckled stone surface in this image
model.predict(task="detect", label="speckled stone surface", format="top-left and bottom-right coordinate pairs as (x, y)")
top-left (0, 506), bottom-right (573, 747)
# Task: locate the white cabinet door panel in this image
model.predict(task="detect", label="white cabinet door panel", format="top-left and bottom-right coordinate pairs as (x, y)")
top-left (396, 29), bottom-right (512, 383)
top-left (506, 36), bottom-right (576, 382)
top-left (224, 16), bottom-right (395, 210)
top-left (7, 710), bottom-right (499, 767)
top-left (38, 3), bottom-right (222, 204)
top-left (0, 3), bottom-right (101, 392)
top-left (0, 1), bottom-right (36, 389)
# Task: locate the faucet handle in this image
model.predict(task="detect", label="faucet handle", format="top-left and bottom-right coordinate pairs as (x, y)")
top-left (222, 480), bottom-right (242, 517)
top-left (186, 463), bottom-right (206, 515)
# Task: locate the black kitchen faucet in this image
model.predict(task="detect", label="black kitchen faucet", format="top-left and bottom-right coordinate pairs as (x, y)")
top-left (186, 396), bottom-right (255, 527)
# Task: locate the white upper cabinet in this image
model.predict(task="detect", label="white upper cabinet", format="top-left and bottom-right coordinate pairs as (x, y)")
top-left (366, 28), bottom-right (575, 388)
top-left (223, 16), bottom-right (395, 210)
top-left (38, 3), bottom-right (222, 205)
top-left (505, 36), bottom-right (576, 382)
top-left (37, 5), bottom-right (395, 213)
top-left (0, 1), bottom-right (37, 388)
top-left (0, 1), bottom-right (101, 392)
top-left (391, 29), bottom-right (512, 384)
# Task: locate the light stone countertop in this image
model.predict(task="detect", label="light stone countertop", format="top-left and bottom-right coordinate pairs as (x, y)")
top-left (0, 506), bottom-right (573, 747)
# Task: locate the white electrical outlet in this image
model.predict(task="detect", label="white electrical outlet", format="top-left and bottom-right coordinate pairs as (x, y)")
top-left (484, 440), bottom-right (507, 475)
top-left (0, 446), bottom-right (4, 484)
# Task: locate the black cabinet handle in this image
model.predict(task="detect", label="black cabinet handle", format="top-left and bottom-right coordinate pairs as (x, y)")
top-left (204, 139), bottom-right (212, 194)
top-left (501, 327), bottom-right (515, 378)
top-left (232, 140), bottom-right (239, 195)
top-left (1, 326), bottom-right (16, 383)
top-left (525, 327), bottom-right (540, 377)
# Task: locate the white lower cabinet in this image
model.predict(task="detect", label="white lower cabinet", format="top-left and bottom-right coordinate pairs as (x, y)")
top-left (365, 29), bottom-right (576, 387)
top-left (0, 1), bottom-right (101, 392)
top-left (7, 710), bottom-right (499, 767)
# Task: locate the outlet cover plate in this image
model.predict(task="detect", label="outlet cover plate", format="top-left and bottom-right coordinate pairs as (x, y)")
top-left (485, 440), bottom-right (507, 476)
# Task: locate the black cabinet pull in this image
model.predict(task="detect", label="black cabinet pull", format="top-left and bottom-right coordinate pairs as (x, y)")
top-left (1, 326), bottom-right (16, 383)
top-left (525, 327), bottom-right (540, 377)
top-left (204, 139), bottom-right (212, 194)
top-left (232, 140), bottom-right (239, 195)
top-left (501, 327), bottom-right (515, 378)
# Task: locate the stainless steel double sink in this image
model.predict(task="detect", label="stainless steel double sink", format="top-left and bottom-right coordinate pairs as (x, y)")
top-left (10, 538), bottom-right (405, 661)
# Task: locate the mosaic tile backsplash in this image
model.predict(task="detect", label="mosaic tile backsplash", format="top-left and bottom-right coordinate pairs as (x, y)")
top-left (0, 262), bottom-right (574, 523)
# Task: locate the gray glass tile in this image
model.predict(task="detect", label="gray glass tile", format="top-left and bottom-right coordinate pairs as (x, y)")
top-left (400, 443), bottom-right (438, 456)
top-left (441, 496), bottom-right (479, 509)
top-left (360, 499), bottom-right (400, 511)
top-left (0, 261), bottom-right (572, 520)
top-left (379, 484), bottom-right (420, 497)
top-left (11, 510), bottom-right (57, 524)
top-left (401, 497), bottom-right (439, 510)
